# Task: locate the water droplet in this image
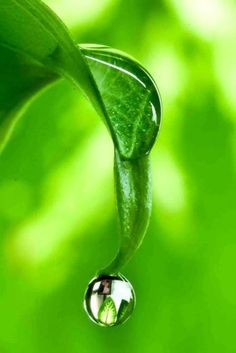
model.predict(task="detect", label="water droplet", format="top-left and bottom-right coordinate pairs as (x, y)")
top-left (84, 274), bottom-right (135, 327)
top-left (80, 44), bottom-right (161, 159)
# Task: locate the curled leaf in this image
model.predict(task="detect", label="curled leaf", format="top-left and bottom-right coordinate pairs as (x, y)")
top-left (0, 1), bottom-right (162, 276)
top-left (100, 149), bottom-right (152, 274)
top-left (81, 44), bottom-right (161, 159)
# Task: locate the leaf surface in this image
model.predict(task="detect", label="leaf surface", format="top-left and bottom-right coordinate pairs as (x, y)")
top-left (0, 0), bottom-right (105, 150)
top-left (0, 46), bottom-right (57, 150)
top-left (100, 149), bottom-right (152, 274)
top-left (81, 45), bottom-right (161, 159)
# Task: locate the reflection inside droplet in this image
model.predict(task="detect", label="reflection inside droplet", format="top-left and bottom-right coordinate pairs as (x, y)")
top-left (84, 274), bottom-right (135, 327)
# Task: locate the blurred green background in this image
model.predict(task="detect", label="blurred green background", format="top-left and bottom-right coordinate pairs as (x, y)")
top-left (0, 0), bottom-right (236, 352)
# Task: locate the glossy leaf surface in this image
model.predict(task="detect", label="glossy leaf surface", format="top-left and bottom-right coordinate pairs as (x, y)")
top-left (81, 44), bottom-right (161, 159)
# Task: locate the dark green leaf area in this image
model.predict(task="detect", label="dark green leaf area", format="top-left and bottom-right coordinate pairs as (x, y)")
top-left (0, 45), bottom-right (56, 150)
top-left (81, 45), bottom-right (161, 160)
top-left (0, 1), bottom-right (106, 122)
top-left (0, 0), bottom-right (54, 60)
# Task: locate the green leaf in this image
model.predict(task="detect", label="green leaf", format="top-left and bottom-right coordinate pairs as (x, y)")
top-left (0, 0), bottom-right (106, 150)
top-left (100, 149), bottom-right (152, 274)
top-left (80, 46), bottom-right (161, 272)
top-left (98, 297), bottom-right (117, 326)
top-left (0, 45), bottom-right (56, 151)
top-left (0, 2), bottom-right (161, 275)
top-left (81, 45), bottom-right (161, 159)
top-left (79, 46), bottom-right (161, 274)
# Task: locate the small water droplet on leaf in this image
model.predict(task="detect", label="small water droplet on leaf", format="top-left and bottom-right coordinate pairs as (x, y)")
top-left (84, 274), bottom-right (135, 327)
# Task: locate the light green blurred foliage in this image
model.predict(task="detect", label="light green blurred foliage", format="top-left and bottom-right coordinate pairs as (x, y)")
top-left (0, 0), bottom-right (236, 352)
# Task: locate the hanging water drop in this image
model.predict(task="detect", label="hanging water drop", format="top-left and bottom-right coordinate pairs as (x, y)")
top-left (84, 274), bottom-right (135, 327)
top-left (81, 44), bottom-right (161, 327)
